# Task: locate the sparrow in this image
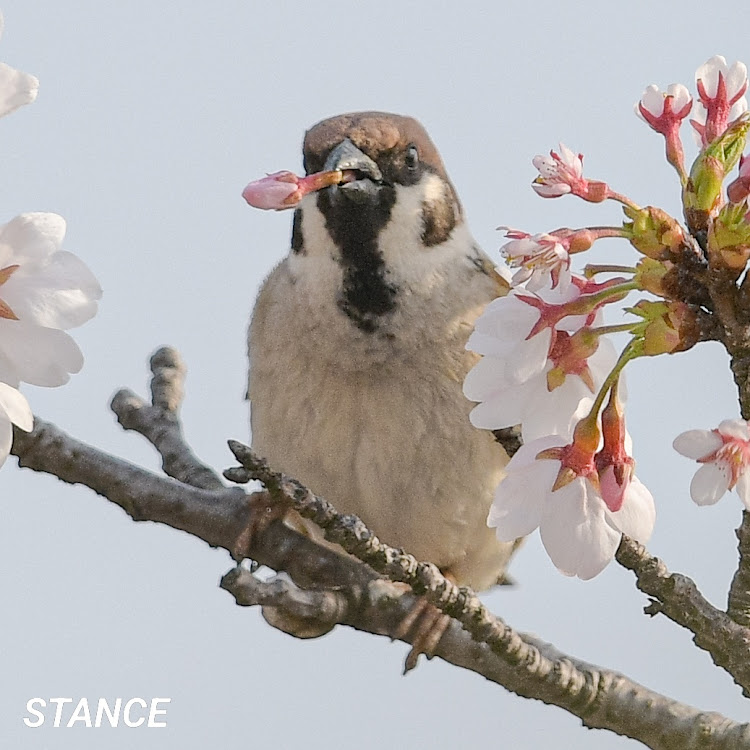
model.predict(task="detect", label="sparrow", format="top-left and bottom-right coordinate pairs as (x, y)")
top-left (247, 111), bottom-right (520, 663)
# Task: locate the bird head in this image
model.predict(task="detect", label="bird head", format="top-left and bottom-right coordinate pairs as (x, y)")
top-left (291, 112), bottom-right (470, 333)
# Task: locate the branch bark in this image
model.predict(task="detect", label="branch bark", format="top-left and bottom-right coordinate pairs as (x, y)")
top-left (225, 441), bottom-right (750, 750)
top-left (616, 536), bottom-right (750, 695)
top-left (9, 347), bottom-right (750, 750)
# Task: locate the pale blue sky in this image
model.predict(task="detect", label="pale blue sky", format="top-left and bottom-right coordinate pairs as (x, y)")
top-left (1, 2), bottom-right (747, 748)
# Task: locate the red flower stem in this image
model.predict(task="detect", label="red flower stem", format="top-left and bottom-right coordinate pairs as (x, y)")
top-left (605, 190), bottom-right (640, 209)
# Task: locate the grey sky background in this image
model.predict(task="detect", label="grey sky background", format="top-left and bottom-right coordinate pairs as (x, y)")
top-left (0, 1), bottom-right (747, 747)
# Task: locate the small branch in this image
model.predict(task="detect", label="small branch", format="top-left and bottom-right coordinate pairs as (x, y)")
top-left (725, 354), bottom-right (750, 629)
top-left (225, 442), bottom-right (750, 750)
top-left (616, 536), bottom-right (750, 695)
top-left (221, 567), bottom-right (348, 638)
top-left (11, 418), bottom-right (368, 592)
top-left (695, 260), bottom-right (750, 637)
top-left (110, 346), bottom-right (224, 490)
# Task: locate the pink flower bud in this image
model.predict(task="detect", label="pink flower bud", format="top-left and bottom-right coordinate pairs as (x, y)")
top-left (242, 169), bottom-right (347, 211)
top-left (242, 171), bottom-right (301, 210)
top-left (636, 83), bottom-right (692, 174)
top-left (595, 387), bottom-right (633, 512)
top-left (691, 56), bottom-right (748, 147)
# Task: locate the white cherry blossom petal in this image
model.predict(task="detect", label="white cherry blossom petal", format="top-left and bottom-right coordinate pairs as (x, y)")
top-left (0, 381), bottom-right (32, 431)
top-left (690, 462), bottom-right (730, 505)
top-left (696, 56), bottom-right (728, 99)
top-left (673, 429), bottom-right (722, 459)
top-left (0, 320), bottom-right (83, 386)
top-left (465, 330), bottom-right (513, 358)
top-left (488, 437), bottom-right (564, 541)
top-left (668, 83), bottom-right (692, 111)
top-left (717, 418), bottom-right (750, 441)
top-left (488, 463), bottom-right (550, 541)
top-left (725, 60), bottom-right (748, 100)
top-left (0, 62), bottom-right (38, 118)
top-left (2, 250), bottom-right (102, 329)
top-left (505, 326), bottom-right (552, 383)
top-left (0, 213), bottom-right (66, 267)
top-left (521, 378), bottom-right (594, 443)
top-left (468, 381), bottom-right (530, 430)
top-left (540, 479), bottom-right (621, 580)
top-left (606, 477), bottom-right (656, 544)
top-left (639, 84), bottom-right (664, 118)
top-left (463, 355), bottom-right (505, 402)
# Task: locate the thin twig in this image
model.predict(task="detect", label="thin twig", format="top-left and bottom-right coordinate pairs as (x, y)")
top-left (616, 536), bottom-right (750, 695)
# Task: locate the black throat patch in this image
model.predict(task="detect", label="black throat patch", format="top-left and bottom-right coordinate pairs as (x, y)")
top-left (317, 186), bottom-right (399, 333)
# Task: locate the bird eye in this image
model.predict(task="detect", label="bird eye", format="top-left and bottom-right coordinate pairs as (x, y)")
top-left (405, 144), bottom-right (419, 170)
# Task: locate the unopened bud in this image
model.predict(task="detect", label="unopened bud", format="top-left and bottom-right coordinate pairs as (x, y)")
top-left (242, 169), bottom-right (345, 210)
top-left (683, 114), bottom-right (750, 231)
top-left (628, 299), bottom-right (700, 355)
top-left (634, 257), bottom-right (672, 296)
top-left (708, 200), bottom-right (750, 271)
top-left (623, 205), bottom-right (685, 259)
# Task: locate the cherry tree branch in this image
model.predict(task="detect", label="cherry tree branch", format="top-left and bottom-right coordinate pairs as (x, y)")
top-left (111, 346), bottom-right (225, 491)
top-left (691, 264), bottom-right (750, 629)
top-left (728, 511), bottom-right (750, 628)
top-left (224, 442), bottom-right (750, 750)
top-left (616, 537), bottom-right (750, 695)
top-left (9, 347), bottom-right (750, 750)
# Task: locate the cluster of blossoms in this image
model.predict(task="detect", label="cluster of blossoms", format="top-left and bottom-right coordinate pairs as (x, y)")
top-left (464, 55), bottom-right (750, 579)
top-left (0, 15), bottom-right (101, 465)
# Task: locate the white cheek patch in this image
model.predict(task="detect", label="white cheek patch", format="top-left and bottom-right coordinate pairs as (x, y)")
top-left (377, 176), bottom-right (467, 286)
top-left (288, 197), bottom-right (342, 294)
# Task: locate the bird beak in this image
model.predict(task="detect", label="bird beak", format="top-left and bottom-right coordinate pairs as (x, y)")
top-left (323, 139), bottom-right (382, 180)
top-left (323, 139), bottom-right (383, 204)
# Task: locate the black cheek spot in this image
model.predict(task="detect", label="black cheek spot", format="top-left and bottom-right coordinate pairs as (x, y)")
top-left (291, 209), bottom-right (304, 254)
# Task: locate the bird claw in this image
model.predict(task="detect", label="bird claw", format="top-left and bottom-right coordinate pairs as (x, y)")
top-left (231, 490), bottom-right (289, 561)
top-left (393, 594), bottom-right (452, 674)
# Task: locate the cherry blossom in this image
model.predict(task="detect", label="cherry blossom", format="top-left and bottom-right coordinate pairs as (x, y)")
top-left (464, 284), bottom-right (617, 442)
top-left (532, 144), bottom-right (608, 202)
top-left (488, 435), bottom-right (655, 579)
top-left (0, 213), bottom-right (101, 388)
top-left (673, 419), bottom-right (750, 508)
top-left (691, 56), bottom-right (748, 147)
top-left (0, 13), bottom-right (38, 119)
top-left (500, 229), bottom-right (572, 292)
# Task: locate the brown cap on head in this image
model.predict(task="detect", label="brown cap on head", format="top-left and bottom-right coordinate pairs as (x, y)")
top-left (302, 111), bottom-right (450, 182)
